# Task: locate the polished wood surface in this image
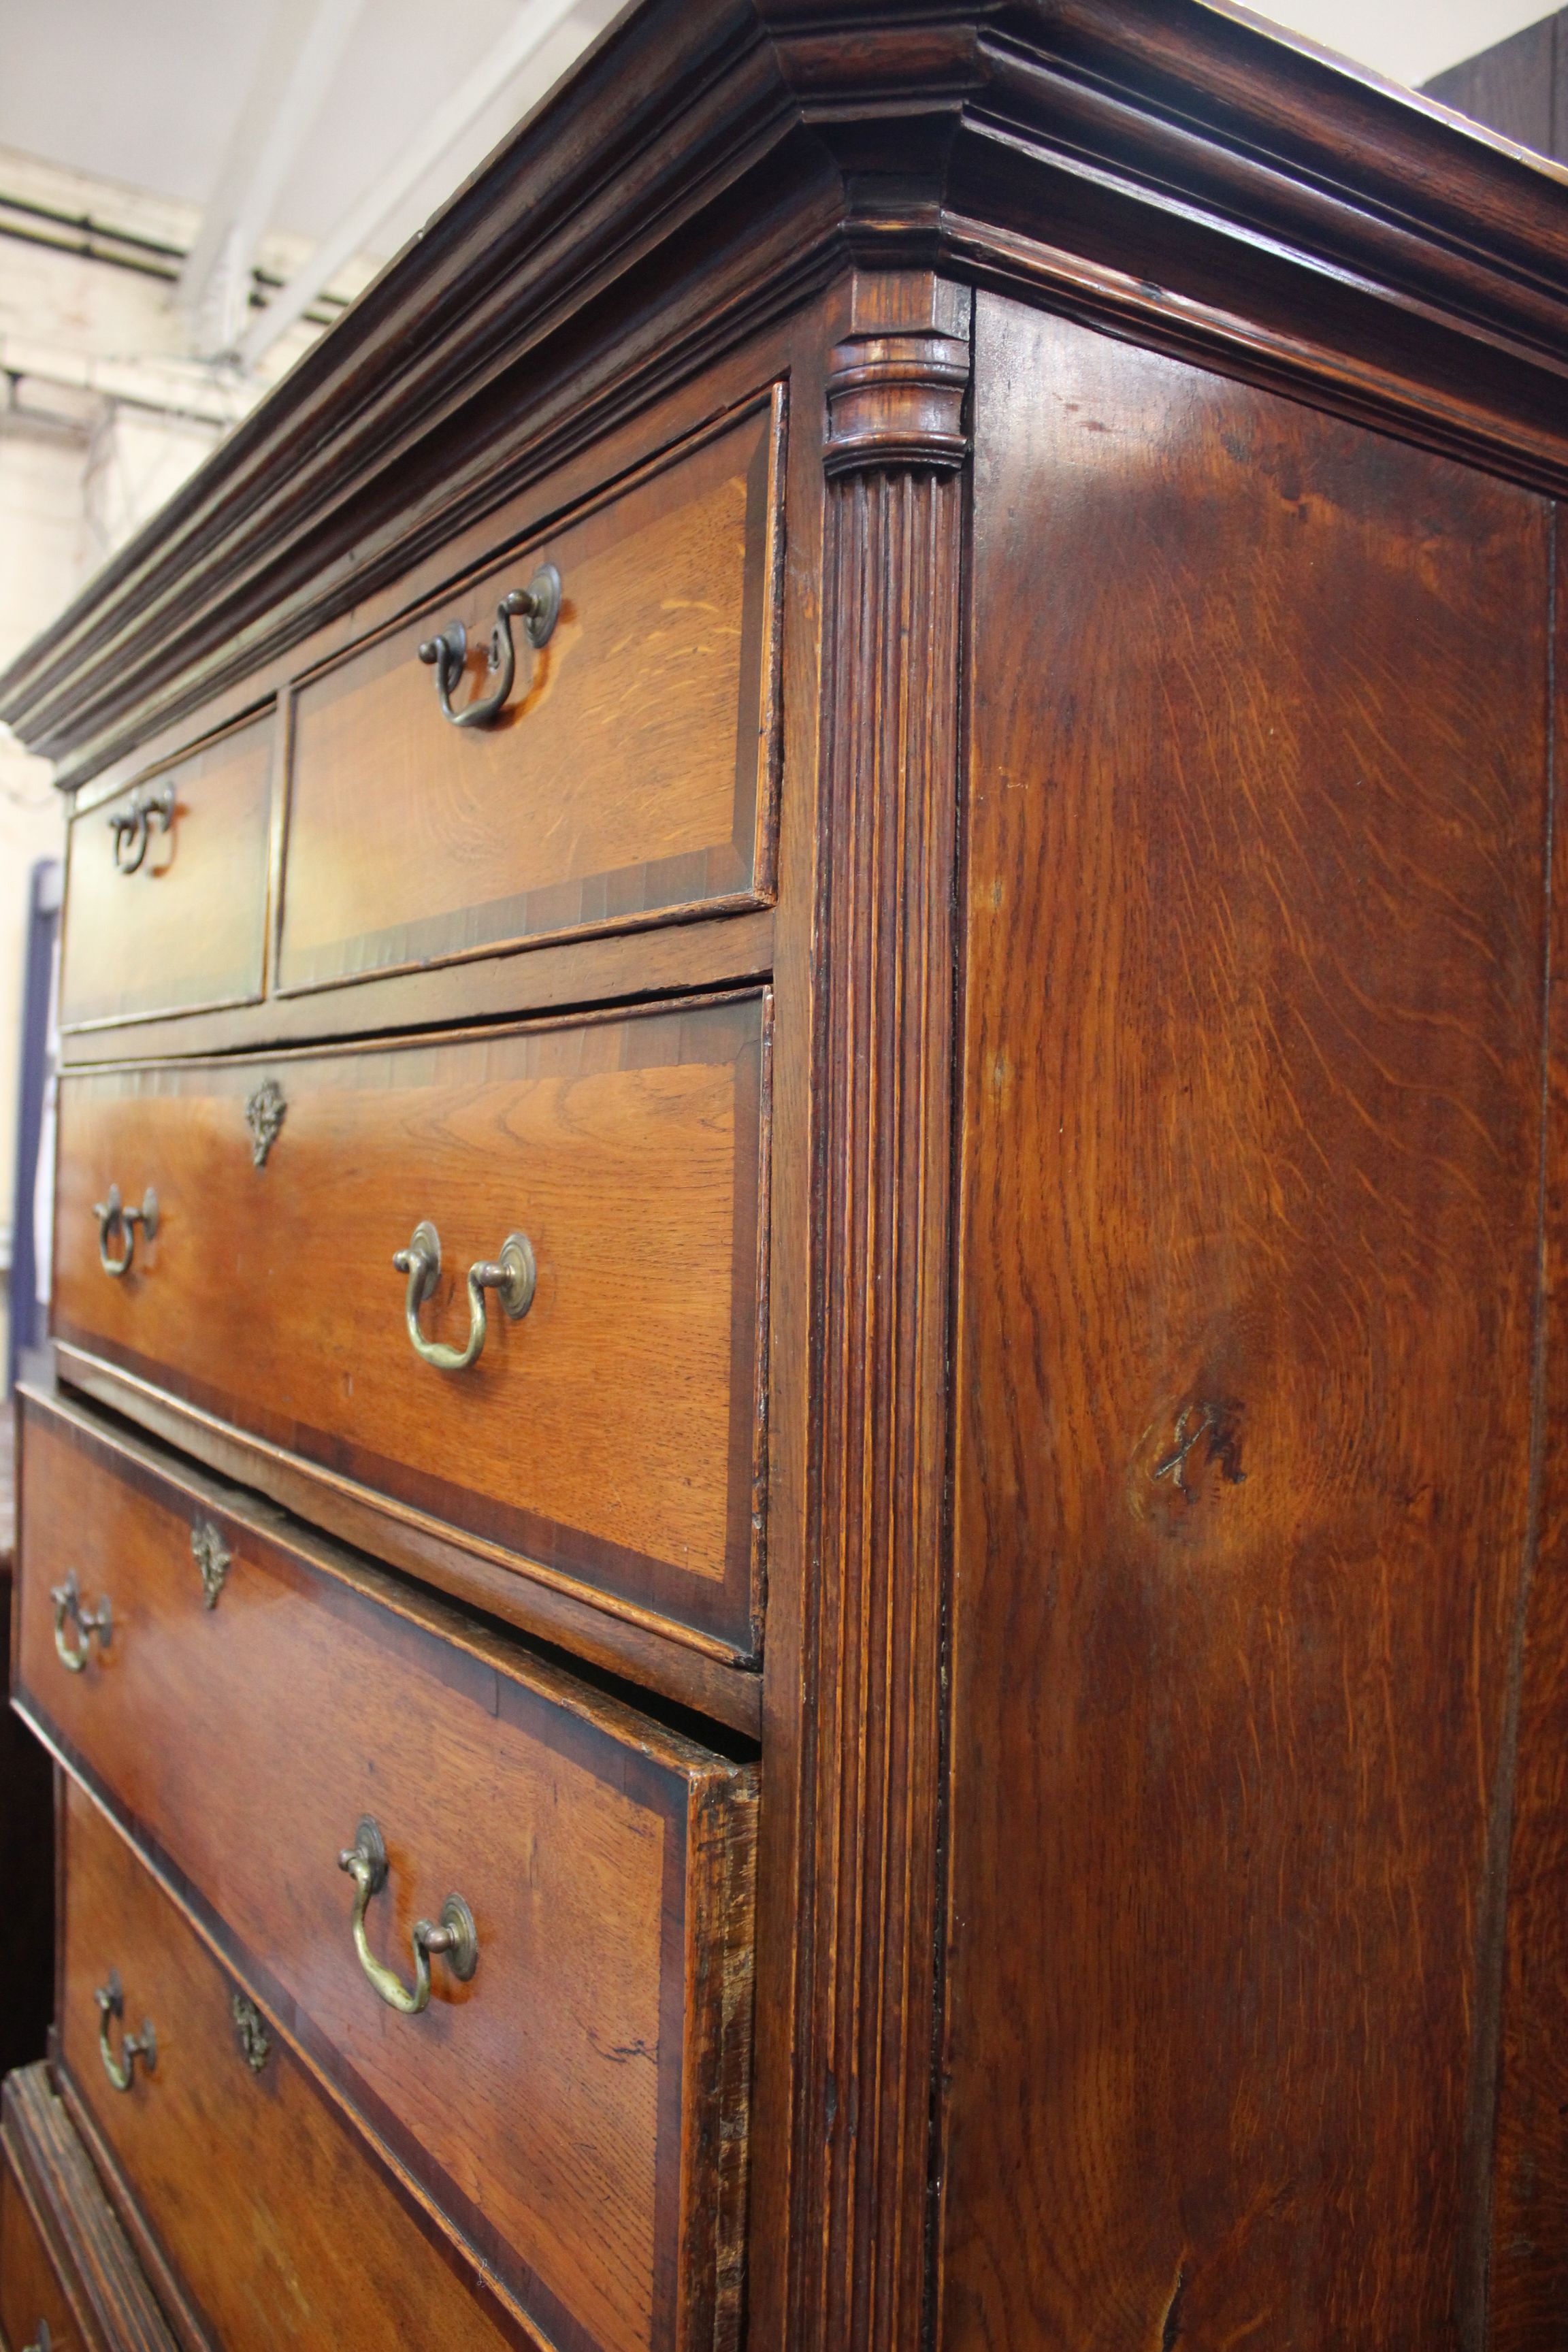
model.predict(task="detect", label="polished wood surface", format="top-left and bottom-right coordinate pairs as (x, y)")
top-left (18, 1390), bottom-right (758, 2352)
top-left (55, 1782), bottom-right (526, 2352)
top-left (1, 2065), bottom-right (175, 2352)
top-left (938, 295), bottom-right (1556, 2349)
top-left (1, 2130), bottom-right (84, 2352)
top-left (60, 715), bottom-right (274, 1032)
top-left (280, 397), bottom-right (780, 992)
top-left (52, 994), bottom-right (767, 1656)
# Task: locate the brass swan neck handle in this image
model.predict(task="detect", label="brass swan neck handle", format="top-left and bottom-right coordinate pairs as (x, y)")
top-left (338, 1816), bottom-right (478, 2016)
top-left (96, 1970), bottom-right (156, 2091)
top-left (392, 1218), bottom-right (535, 1372)
top-left (416, 564), bottom-right (560, 729)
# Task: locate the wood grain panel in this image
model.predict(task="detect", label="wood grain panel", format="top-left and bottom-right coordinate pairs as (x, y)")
top-left (52, 994), bottom-right (766, 1658)
top-left (278, 397), bottom-right (781, 992)
top-left (61, 714), bottom-right (274, 1032)
top-left (54, 1782), bottom-right (529, 2352)
top-left (938, 299), bottom-right (1554, 2349)
top-left (18, 1390), bottom-right (757, 2352)
top-left (1484, 507), bottom-right (1568, 2352)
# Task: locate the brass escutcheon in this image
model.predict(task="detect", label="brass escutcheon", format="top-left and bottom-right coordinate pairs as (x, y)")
top-left (96, 1970), bottom-right (155, 2092)
top-left (51, 1569), bottom-right (112, 1673)
top-left (231, 1991), bottom-right (271, 2074)
top-left (392, 1218), bottom-right (535, 1372)
top-left (94, 1183), bottom-right (159, 1277)
top-left (337, 1816), bottom-right (478, 2016)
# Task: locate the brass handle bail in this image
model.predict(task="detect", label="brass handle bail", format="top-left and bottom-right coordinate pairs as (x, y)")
top-left (52, 1569), bottom-right (112, 1672)
top-left (393, 1218), bottom-right (535, 1372)
top-left (96, 1970), bottom-right (156, 2091)
top-left (106, 780), bottom-right (175, 873)
top-left (94, 1183), bottom-right (159, 1277)
top-left (337, 1816), bottom-right (478, 2016)
top-left (416, 564), bottom-right (559, 728)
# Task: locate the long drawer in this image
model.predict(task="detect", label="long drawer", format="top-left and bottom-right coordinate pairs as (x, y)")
top-left (56, 1780), bottom-right (525, 2352)
top-left (277, 396), bottom-right (781, 994)
top-left (62, 713), bottom-right (275, 1034)
top-left (51, 991), bottom-right (766, 1662)
top-left (16, 1389), bottom-right (758, 2352)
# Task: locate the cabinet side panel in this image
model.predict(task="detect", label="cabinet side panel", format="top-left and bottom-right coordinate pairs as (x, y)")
top-left (1487, 507), bottom-right (1568, 2352)
top-left (939, 296), bottom-right (1552, 2350)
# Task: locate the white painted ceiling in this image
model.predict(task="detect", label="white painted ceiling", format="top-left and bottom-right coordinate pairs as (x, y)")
top-left (0, 0), bottom-right (1555, 279)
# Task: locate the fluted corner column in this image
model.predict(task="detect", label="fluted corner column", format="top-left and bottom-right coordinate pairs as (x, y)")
top-left (789, 288), bottom-right (972, 2352)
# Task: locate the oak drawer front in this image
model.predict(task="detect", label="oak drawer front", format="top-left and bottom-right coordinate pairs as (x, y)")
top-left (1, 2134), bottom-right (84, 2352)
top-left (278, 398), bottom-right (781, 994)
top-left (19, 1394), bottom-right (758, 2352)
top-left (62, 714), bottom-right (274, 1032)
top-left (52, 992), bottom-right (766, 1658)
top-left (55, 1780), bottom-right (529, 2352)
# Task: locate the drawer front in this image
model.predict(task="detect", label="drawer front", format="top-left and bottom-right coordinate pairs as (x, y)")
top-left (56, 1780), bottom-right (525, 2352)
top-left (62, 714), bottom-right (274, 1032)
top-left (0, 2142), bottom-right (83, 2352)
top-left (18, 1392), bottom-right (757, 2352)
top-left (52, 992), bottom-right (766, 1657)
top-left (278, 397), bottom-right (781, 994)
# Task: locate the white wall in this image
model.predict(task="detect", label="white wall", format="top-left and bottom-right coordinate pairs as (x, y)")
top-left (1258, 0), bottom-right (1560, 88)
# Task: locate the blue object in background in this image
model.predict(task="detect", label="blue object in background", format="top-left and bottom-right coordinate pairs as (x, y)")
top-left (7, 857), bottom-right (61, 1396)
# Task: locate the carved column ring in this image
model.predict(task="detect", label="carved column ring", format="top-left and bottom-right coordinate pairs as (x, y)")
top-left (823, 331), bottom-right (970, 476)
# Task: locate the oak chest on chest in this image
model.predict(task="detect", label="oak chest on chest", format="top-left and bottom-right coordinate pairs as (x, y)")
top-left (5, 5), bottom-right (1568, 2348)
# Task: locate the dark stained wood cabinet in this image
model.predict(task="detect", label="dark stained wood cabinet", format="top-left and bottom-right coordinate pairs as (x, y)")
top-left (4, 4), bottom-right (1568, 2347)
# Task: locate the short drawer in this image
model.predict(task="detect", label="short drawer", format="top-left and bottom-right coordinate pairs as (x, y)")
top-left (18, 1391), bottom-right (758, 2352)
top-left (278, 396), bottom-right (781, 994)
top-left (61, 713), bottom-right (274, 1032)
top-left (55, 1780), bottom-right (526, 2352)
top-left (52, 991), bottom-right (766, 1661)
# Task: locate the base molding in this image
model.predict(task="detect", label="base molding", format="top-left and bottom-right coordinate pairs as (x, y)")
top-left (1, 2063), bottom-right (178, 2352)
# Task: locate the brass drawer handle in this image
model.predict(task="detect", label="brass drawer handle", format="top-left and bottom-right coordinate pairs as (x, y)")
top-left (393, 1218), bottom-right (535, 1373)
top-left (96, 1970), bottom-right (156, 2091)
top-left (95, 1183), bottom-right (159, 1277)
top-left (416, 565), bottom-right (560, 729)
top-left (52, 1569), bottom-right (112, 1672)
top-left (337, 1816), bottom-right (478, 2016)
top-left (106, 780), bottom-right (175, 873)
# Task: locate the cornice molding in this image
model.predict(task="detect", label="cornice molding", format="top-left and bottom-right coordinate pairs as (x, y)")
top-left (7, 0), bottom-right (1568, 783)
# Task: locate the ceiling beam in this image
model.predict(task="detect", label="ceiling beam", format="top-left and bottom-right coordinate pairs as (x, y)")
top-left (236, 0), bottom-right (586, 373)
top-left (180, 0), bottom-right (371, 356)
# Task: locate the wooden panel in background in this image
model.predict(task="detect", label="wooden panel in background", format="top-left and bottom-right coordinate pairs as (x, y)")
top-left (18, 1390), bottom-right (758, 2352)
top-left (54, 1783), bottom-right (527, 2352)
top-left (278, 397), bottom-right (781, 993)
top-left (52, 993), bottom-right (767, 1659)
top-left (61, 715), bottom-right (274, 1032)
top-left (938, 299), bottom-right (1553, 2350)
